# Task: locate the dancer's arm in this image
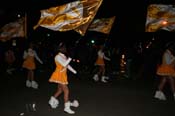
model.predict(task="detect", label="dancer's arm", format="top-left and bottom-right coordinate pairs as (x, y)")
top-left (23, 51), bottom-right (28, 59)
top-left (67, 65), bottom-right (77, 74)
top-left (34, 51), bottom-right (43, 64)
top-left (55, 54), bottom-right (72, 67)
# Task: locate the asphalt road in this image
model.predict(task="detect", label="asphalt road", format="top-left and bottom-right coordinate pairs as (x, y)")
top-left (0, 67), bottom-right (175, 116)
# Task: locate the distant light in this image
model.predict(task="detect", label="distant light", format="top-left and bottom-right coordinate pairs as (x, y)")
top-left (122, 54), bottom-right (125, 59)
top-left (91, 40), bottom-right (95, 44)
top-left (12, 40), bottom-right (16, 46)
top-left (17, 14), bottom-right (21, 18)
top-left (47, 33), bottom-right (50, 37)
top-left (161, 20), bottom-right (168, 25)
top-left (72, 59), bottom-right (80, 63)
top-left (146, 41), bottom-right (152, 49)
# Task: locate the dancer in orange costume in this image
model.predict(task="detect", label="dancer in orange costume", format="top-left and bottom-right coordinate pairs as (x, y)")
top-left (22, 43), bottom-right (43, 89)
top-left (48, 43), bottom-right (79, 114)
top-left (93, 45), bottom-right (110, 83)
top-left (154, 45), bottom-right (175, 100)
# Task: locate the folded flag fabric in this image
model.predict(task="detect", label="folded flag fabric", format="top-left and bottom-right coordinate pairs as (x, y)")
top-left (145, 4), bottom-right (175, 32)
top-left (34, 0), bottom-right (103, 36)
top-left (73, 0), bottom-right (103, 35)
top-left (0, 17), bottom-right (26, 42)
top-left (88, 16), bottom-right (116, 34)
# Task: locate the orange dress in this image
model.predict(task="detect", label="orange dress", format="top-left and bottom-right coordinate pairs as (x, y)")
top-left (22, 48), bottom-right (43, 70)
top-left (95, 50), bottom-right (110, 66)
top-left (95, 50), bottom-right (105, 66)
top-left (95, 57), bottom-right (104, 65)
top-left (156, 50), bottom-right (175, 77)
top-left (22, 55), bottom-right (35, 70)
top-left (157, 64), bottom-right (175, 76)
top-left (49, 53), bottom-right (69, 85)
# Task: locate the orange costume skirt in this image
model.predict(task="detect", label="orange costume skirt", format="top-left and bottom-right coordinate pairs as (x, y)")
top-left (156, 64), bottom-right (175, 77)
top-left (22, 56), bottom-right (35, 70)
top-left (95, 57), bottom-right (104, 66)
top-left (49, 62), bottom-right (68, 85)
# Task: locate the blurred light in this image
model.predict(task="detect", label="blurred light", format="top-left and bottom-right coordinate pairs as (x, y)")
top-left (120, 54), bottom-right (126, 73)
top-left (122, 54), bottom-right (125, 59)
top-left (73, 59), bottom-right (80, 63)
top-left (17, 14), bottom-right (21, 18)
top-left (47, 33), bottom-right (50, 37)
top-left (146, 41), bottom-right (152, 49)
top-left (161, 20), bottom-right (168, 25)
top-left (91, 40), bottom-right (95, 44)
top-left (12, 40), bottom-right (16, 46)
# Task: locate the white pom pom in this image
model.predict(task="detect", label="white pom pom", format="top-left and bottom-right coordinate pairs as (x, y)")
top-left (72, 100), bottom-right (79, 107)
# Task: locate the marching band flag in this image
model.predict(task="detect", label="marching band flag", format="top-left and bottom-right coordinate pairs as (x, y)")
top-left (88, 16), bottom-right (116, 34)
top-left (73, 0), bottom-right (103, 35)
top-left (145, 4), bottom-right (175, 32)
top-left (34, 0), bottom-right (103, 36)
top-left (0, 17), bottom-right (26, 42)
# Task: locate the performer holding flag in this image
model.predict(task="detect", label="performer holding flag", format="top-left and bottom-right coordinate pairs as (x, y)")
top-left (48, 42), bottom-right (79, 114)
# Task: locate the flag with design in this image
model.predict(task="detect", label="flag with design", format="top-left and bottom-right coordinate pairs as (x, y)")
top-left (88, 16), bottom-right (116, 34)
top-left (34, 0), bottom-right (103, 36)
top-left (0, 17), bottom-right (26, 42)
top-left (145, 4), bottom-right (175, 32)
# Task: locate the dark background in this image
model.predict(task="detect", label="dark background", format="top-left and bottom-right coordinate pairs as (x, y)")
top-left (0, 0), bottom-right (175, 47)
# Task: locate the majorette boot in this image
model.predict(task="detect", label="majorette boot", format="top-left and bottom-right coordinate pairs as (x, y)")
top-left (64, 101), bottom-right (75, 114)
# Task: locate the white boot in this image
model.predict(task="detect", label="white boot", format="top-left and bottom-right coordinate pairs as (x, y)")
top-left (64, 101), bottom-right (75, 114)
top-left (104, 76), bottom-right (109, 80)
top-left (70, 100), bottom-right (79, 107)
top-left (31, 81), bottom-right (38, 89)
top-left (48, 96), bottom-right (59, 109)
top-left (154, 90), bottom-right (166, 100)
top-left (173, 93), bottom-right (175, 101)
top-left (6, 69), bottom-right (13, 74)
top-left (159, 91), bottom-right (166, 100)
top-left (101, 76), bottom-right (108, 83)
top-left (154, 91), bottom-right (161, 99)
top-left (93, 74), bottom-right (99, 81)
top-left (26, 80), bottom-right (31, 87)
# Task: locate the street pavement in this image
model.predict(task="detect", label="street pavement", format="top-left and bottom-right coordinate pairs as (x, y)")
top-left (0, 67), bottom-right (175, 116)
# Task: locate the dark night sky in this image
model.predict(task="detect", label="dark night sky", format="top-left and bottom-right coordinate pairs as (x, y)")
top-left (0, 0), bottom-right (175, 46)
top-left (1, 0), bottom-right (174, 30)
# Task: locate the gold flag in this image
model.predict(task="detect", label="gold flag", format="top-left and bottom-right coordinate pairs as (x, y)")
top-left (0, 17), bottom-right (26, 42)
top-left (145, 4), bottom-right (175, 32)
top-left (88, 16), bottom-right (116, 34)
top-left (34, 0), bottom-right (103, 36)
top-left (74, 0), bottom-right (103, 36)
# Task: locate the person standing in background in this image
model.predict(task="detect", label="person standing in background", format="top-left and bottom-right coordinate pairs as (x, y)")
top-left (4, 47), bottom-right (16, 74)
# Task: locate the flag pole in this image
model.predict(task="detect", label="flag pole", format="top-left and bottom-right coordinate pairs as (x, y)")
top-left (24, 12), bottom-right (27, 39)
top-left (104, 16), bottom-right (116, 47)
